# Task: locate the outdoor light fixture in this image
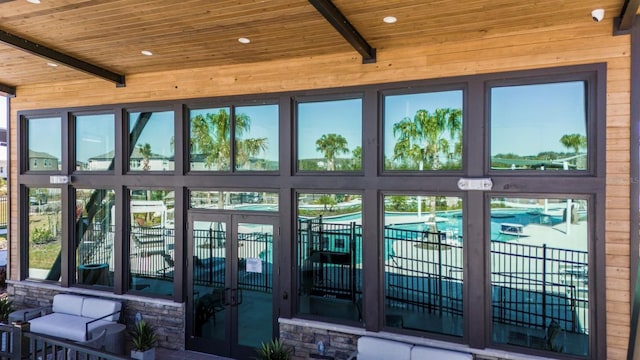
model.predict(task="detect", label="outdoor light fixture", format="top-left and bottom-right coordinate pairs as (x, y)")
top-left (27, 0), bottom-right (40, 4)
top-left (238, 37), bottom-right (251, 44)
top-left (141, 50), bottom-right (153, 56)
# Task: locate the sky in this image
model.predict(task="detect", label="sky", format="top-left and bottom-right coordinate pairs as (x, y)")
top-left (491, 81), bottom-right (587, 156)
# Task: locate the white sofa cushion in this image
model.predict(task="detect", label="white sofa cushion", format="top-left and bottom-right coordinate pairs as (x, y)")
top-left (410, 346), bottom-right (473, 360)
top-left (356, 336), bottom-right (412, 360)
top-left (81, 298), bottom-right (121, 321)
top-left (52, 294), bottom-right (85, 316)
top-left (29, 313), bottom-right (112, 342)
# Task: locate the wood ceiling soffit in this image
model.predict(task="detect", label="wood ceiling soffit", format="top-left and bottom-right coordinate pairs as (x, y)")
top-left (615, 0), bottom-right (640, 34)
top-left (0, 28), bottom-right (125, 88)
top-left (307, 0), bottom-right (376, 63)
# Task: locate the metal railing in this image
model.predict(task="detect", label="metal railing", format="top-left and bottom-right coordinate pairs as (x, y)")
top-left (0, 324), bottom-right (127, 360)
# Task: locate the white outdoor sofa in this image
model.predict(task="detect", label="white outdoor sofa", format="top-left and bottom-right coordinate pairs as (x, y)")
top-left (23, 294), bottom-right (123, 343)
top-left (348, 336), bottom-right (473, 360)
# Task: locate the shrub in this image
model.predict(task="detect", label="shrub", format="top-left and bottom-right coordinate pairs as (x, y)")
top-left (31, 226), bottom-right (54, 245)
top-left (255, 338), bottom-right (291, 360)
top-left (129, 320), bottom-right (156, 351)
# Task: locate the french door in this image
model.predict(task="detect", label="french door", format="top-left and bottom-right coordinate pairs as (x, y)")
top-left (186, 212), bottom-right (278, 359)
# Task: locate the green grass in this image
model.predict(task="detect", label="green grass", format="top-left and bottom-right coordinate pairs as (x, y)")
top-left (29, 242), bottom-right (60, 269)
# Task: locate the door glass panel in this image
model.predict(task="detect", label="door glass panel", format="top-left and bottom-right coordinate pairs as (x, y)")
top-left (128, 111), bottom-right (174, 172)
top-left (490, 82), bottom-right (588, 171)
top-left (75, 114), bottom-right (115, 171)
top-left (490, 197), bottom-right (589, 357)
top-left (297, 99), bottom-right (362, 172)
top-left (383, 195), bottom-right (464, 336)
top-left (237, 222), bottom-right (273, 347)
top-left (192, 220), bottom-right (227, 341)
top-left (297, 193), bottom-right (363, 323)
top-left (384, 91), bottom-right (463, 171)
top-left (27, 117), bottom-right (61, 172)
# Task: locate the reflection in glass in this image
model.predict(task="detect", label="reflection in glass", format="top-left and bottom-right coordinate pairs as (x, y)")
top-left (190, 107), bottom-right (231, 171)
top-left (28, 117), bottom-right (61, 172)
top-left (190, 191), bottom-right (278, 211)
top-left (76, 114), bottom-right (115, 171)
top-left (490, 197), bottom-right (589, 356)
top-left (128, 189), bottom-right (175, 296)
top-left (28, 187), bottom-right (62, 281)
top-left (384, 91), bottom-right (463, 171)
top-left (383, 195), bottom-right (464, 336)
top-left (297, 99), bottom-right (362, 171)
top-left (192, 220), bottom-right (226, 341)
top-left (297, 193), bottom-right (363, 323)
top-left (237, 222), bottom-right (273, 347)
top-left (491, 82), bottom-right (587, 171)
top-left (75, 189), bottom-right (115, 288)
top-left (235, 105), bottom-right (279, 171)
top-left (129, 111), bottom-right (174, 172)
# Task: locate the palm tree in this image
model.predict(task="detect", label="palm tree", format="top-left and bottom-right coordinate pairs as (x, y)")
top-left (190, 109), bottom-right (267, 206)
top-left (315, 134), bottom-right (349, 171)
top-left (559, 133), bottom-right (587, 154)
top-left (351, 146), bottom-right (362, 170)
top-left (391, 107), bottom-right (462, 170)
top-left (191, 109), bottom-right (268, 170)
top-left (138, 143), bottom-right (152, 171)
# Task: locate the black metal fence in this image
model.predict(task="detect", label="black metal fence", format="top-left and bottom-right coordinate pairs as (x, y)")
top-left (192, 228), bottom-right (273, 293)
top-left (0, 323), bottom-right (127, 360)
top-left (298, 217), bottom-right (362, 301)
top-left (298, 217), bottom-right (589, 335)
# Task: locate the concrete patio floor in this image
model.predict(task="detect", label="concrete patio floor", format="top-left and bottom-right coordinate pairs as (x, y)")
top-left (157, 347), bottom-right (235, 360)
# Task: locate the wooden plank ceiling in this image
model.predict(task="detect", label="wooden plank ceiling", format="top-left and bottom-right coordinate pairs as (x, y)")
top-left (0, 0), bottom-right (629, 92)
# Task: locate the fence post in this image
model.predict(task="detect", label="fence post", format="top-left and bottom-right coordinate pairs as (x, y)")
top-left (542, 244), bottom-right (547, 329)
top-left (12, 321), bottom-right (29, 359)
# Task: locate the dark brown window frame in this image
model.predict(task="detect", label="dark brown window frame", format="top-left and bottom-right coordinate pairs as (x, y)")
top-left (16, 63), bottom-right (606, 359)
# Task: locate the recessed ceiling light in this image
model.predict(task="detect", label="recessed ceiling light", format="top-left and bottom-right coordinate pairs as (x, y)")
top-left (27, 0), bottom-right (40, 4)
top-left (141, 50), bottom-right (153, 56)
top-left (238, 37), bottom-right (251, 44)
top-left (46, 62), bottom-right (58, 67)
top-left (383, 16), bottom-right (397, 24)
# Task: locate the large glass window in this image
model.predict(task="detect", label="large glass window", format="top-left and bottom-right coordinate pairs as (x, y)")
top-left (129, 111), bottom-right (174, 172)
top-left (128, 189), bottom-right (175, 296)
top-left (75, 189), bottom-right (115, 289)
top-left (189, 105), bottom-right (278, 172)
top-left (75, 114), bottom-right (115, 171)
top-left (297, 192), bottom-right (363, 322)
top-left (490, 82), bottom-right (588, 171)
top-left (27, 117), bottom-right (61, 172)
top-left (490, 197), bottom-right (589, 356)
top-left (28, 187), bottom-right (62, 281)
top-left (384, 91), bottom-right (463, 171)
top-left (383, 195), bottom-right (464, 336)
top-left (297, 99), bottom-right (362, 172)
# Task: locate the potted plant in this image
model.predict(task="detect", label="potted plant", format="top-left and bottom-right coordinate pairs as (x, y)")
top-left (0, 297), bottom-right (13, 324)
top-left (255, 338), bottom-right (291, 360)
top-left (129, 319), bottom-right (156, 360)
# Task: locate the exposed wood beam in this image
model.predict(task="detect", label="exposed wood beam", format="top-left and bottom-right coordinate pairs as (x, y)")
top-left (308, 0), bottom-right (376, 63)
top-left (616, 0), bottom-right (640, 34)
top-left (0, 28), bottom-right (125, 87)
top-left (0, 83), bottom-right (15, 96)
